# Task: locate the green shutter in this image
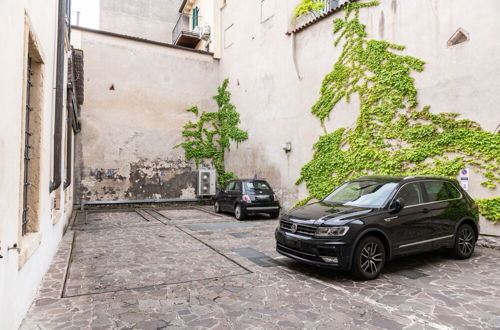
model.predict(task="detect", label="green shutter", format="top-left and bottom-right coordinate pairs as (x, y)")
top-left (193, 7), bottom-right (199, 29)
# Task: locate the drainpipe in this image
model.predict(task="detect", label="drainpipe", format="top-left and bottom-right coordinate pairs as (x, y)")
top-left (50, 0), bottom-right (66, 192)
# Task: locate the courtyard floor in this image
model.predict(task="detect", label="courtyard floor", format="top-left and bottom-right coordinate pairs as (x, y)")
top-left (21, 206), bottom-right (500, 329)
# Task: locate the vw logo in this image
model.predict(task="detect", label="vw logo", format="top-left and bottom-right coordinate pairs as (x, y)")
top-left (291, 223), bottom-right (298, 233)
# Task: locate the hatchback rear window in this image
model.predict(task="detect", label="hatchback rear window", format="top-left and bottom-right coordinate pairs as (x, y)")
top-left (422, 181), bottom-right (461, 202)
top-left (245, 181), bottom-right (271, 190)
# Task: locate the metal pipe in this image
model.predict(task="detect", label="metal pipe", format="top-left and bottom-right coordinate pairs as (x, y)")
top-left (80, 198), bottom-right (202, 210)
top-left (50, 0), bottom-right (67, 192)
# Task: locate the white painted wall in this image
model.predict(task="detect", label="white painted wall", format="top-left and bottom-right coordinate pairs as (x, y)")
top-left (219, 0), bottom-right (500, 232)
top-left (100, 0), bottom-right (184, 43)
top-left (0, 1), bottom-right (74, 329)
top-left (72, 29), bottom-right (219, 202)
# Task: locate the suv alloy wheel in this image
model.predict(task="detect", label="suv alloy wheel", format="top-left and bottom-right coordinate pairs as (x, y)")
top-left (352, 236), bottom-right (386, 280)
top-left (451, 224), bottom-right (476, 259)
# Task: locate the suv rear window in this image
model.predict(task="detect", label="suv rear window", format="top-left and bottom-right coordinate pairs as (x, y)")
top-left (422, 181), bottom-right (461, 202)
top-left (245, 181), bottom-right (271, 190)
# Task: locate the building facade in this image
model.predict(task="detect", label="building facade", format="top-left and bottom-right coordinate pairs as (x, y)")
top-left (0, 0), bottom-right (82, 328)
top-left (74, 0), bottom-right (499, 234)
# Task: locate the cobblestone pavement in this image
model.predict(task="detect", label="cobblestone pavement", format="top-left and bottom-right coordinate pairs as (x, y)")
top-left (21, 207), bottom-right (500, 329)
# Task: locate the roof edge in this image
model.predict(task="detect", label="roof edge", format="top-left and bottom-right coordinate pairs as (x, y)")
top-left (71, 25), bottom-right (214, 56)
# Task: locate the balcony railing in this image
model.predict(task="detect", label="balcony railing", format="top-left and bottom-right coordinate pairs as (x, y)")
top-left (172, 14), bottom-right (190, 44)
top-left (313, 0), bottom-right (341, 17)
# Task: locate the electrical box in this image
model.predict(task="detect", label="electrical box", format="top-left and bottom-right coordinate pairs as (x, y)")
top-left (197, 170), bottom-right (216, 196)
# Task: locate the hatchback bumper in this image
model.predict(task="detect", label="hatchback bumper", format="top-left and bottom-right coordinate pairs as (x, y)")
top-left (275, 228), bottom-right (352, 270)
top-left (242, 202), bottom-right (280, 213)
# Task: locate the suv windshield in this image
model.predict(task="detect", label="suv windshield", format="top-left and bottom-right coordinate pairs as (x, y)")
top-left (245, 181), bottom-right (271, 190)
top-left (323, 181), bottom-right (398, 208)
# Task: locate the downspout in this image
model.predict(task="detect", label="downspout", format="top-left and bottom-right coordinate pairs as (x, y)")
top-left (50, 0), bottom-right (66, 192)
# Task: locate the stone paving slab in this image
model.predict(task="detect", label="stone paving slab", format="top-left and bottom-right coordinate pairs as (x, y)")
top-left (64, 218), bottom-right (248, 297)
top-left (21, 208), bottom-right (500, 330)
top-left (72, 211), bottom-right (155, 231)
top-left (157, 208), bottom-right (222, 221)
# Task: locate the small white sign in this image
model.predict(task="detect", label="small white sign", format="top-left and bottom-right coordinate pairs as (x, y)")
top-left (458, 168), bottom-right (469, 191)
top-left (460, 180), bottom-right (469, 191)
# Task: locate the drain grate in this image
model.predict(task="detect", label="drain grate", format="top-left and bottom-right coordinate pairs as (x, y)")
top-left (396, 269), bottom-right (428, 279)
top-left (186, 222), bottom-right (254, 231)
top-left (230, 232), bottom-right (256, 238)
top-left (232, 248), bottom-right (282, 268)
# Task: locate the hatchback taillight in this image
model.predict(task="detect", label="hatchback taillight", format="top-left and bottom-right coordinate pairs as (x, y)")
top-left (243, 195), bottom-right (251, 203)
top-left (274, 193), bottom-right (279, 201)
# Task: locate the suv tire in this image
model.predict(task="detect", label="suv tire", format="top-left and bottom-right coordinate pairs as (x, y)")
top-left (451, 223), bottom-right (476, 259)
top-left (351, 235), bottom-right (386, 281)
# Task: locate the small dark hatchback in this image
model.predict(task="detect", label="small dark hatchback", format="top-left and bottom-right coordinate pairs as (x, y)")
top-left (276, 176), bottom-right (479, 280)
top-left (214, 179), bottom-right (281, 220)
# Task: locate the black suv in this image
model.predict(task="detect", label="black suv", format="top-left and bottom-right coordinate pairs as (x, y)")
top-left (214, 179), bottom-right (281, 220)
top-left (276, 176), bottom-right (479, 280)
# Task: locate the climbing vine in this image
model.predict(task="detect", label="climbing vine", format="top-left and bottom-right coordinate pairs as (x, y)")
top-left (293, 0), bottom-right (325, 20)
top-left (476, 197), bottom-right (500, 224)
top-left (177, 79), bottom-right (248, 186)
top-left (297, 1), bottom-right (500, 222)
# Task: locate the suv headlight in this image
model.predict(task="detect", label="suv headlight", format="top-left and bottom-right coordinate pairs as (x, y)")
top-left (315, 226), bottom-right (349, 237)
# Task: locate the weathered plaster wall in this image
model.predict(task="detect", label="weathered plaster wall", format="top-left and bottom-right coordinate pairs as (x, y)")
top-left (0, 1), bottom-right (74, 329)
top-left (219, 0), bottom-right (500, 233)
top-left (100, 0), bottom-right (184, 43)
top-left (73, 29), bottom-right (219, 203)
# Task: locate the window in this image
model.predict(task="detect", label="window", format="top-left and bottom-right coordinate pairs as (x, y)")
top-left (261, 0), bottom-right (275, 23)
top-left (395, 183), bottom-right (423, 207)
top-left (447, 28), bottom-right (469, 47)
top-left (192, 7), bottom-right (199, 29)
top-left (422, 181), bottom-right (461, 202)
top-left (20, 17), bottom-right (44, 237)
top-left (224, 24), bottom-right (234, 48)
top-left (245, 181), bottom-right (271, 190)
top-left (225, 181), bottom-right (235, 191)
top-left (323, 181), bottom-right (398, 208)
top-left (233, 181), bottom-right (242, 192)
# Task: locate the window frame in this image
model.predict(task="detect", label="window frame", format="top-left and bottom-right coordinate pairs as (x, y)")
top-left (393, 182), bottom-right (423, 207)
top-left (387, 180), bottom-right (463, 209)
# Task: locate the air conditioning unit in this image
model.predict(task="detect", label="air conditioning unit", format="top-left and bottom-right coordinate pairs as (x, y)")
top-left (197, 170), bottom-right (216, 196)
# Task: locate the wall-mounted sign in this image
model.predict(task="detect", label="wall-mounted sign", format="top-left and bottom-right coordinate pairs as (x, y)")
top-left (459, 168), bottom-right (469, 191)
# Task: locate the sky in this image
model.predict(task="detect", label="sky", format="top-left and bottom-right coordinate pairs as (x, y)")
top-left (71, 0), bottom-right (100, 29)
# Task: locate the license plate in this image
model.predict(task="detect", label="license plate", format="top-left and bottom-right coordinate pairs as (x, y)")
top-left (285, 237), bottom-right (301, 249)
top-left (256, 195), bottom-right (269, 200)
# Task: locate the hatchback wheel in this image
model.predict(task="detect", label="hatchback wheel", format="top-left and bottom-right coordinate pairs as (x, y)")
top-left (269, 212), bottom-right (279, 219)
top-left (214, 201), bottom-right (221, 213)
top-left (451, 224), bottom-right (476, 259)
top-left (352, 236), bottom-right (386, 281)
top-left (234, 205), bottom-right (246, 220)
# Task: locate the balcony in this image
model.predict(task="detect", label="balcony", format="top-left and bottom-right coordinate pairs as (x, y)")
top-left (291, 0), bottom-right (351, 34)
top-left (172, 14), bottom-right (202, 49)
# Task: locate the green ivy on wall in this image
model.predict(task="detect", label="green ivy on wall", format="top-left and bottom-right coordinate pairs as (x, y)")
top-left (293, 0), bottom-right (325, 19)
top-left (296, 1), bottom-right (500, 222)
top-left (177, 78), bottom-right (248, 186)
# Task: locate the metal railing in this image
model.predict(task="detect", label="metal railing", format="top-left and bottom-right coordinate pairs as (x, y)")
top-left (313, 0), bottom-right (341, 17)
top-left (172, 14), bottom-right (190, 43)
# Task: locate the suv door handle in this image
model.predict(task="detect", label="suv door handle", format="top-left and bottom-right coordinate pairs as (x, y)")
top-left (422, 208), bottom-right (429, 213)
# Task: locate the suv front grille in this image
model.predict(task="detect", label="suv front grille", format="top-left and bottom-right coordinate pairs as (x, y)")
top-left (280, 220), bottom-right (317, 236)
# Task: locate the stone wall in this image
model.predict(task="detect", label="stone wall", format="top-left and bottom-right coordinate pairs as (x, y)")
top-left (72, 28), bottom-right (219, 203)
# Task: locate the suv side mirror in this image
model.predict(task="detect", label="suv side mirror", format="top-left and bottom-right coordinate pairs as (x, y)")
top-left (389, 198), bottom-right (405, 214)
